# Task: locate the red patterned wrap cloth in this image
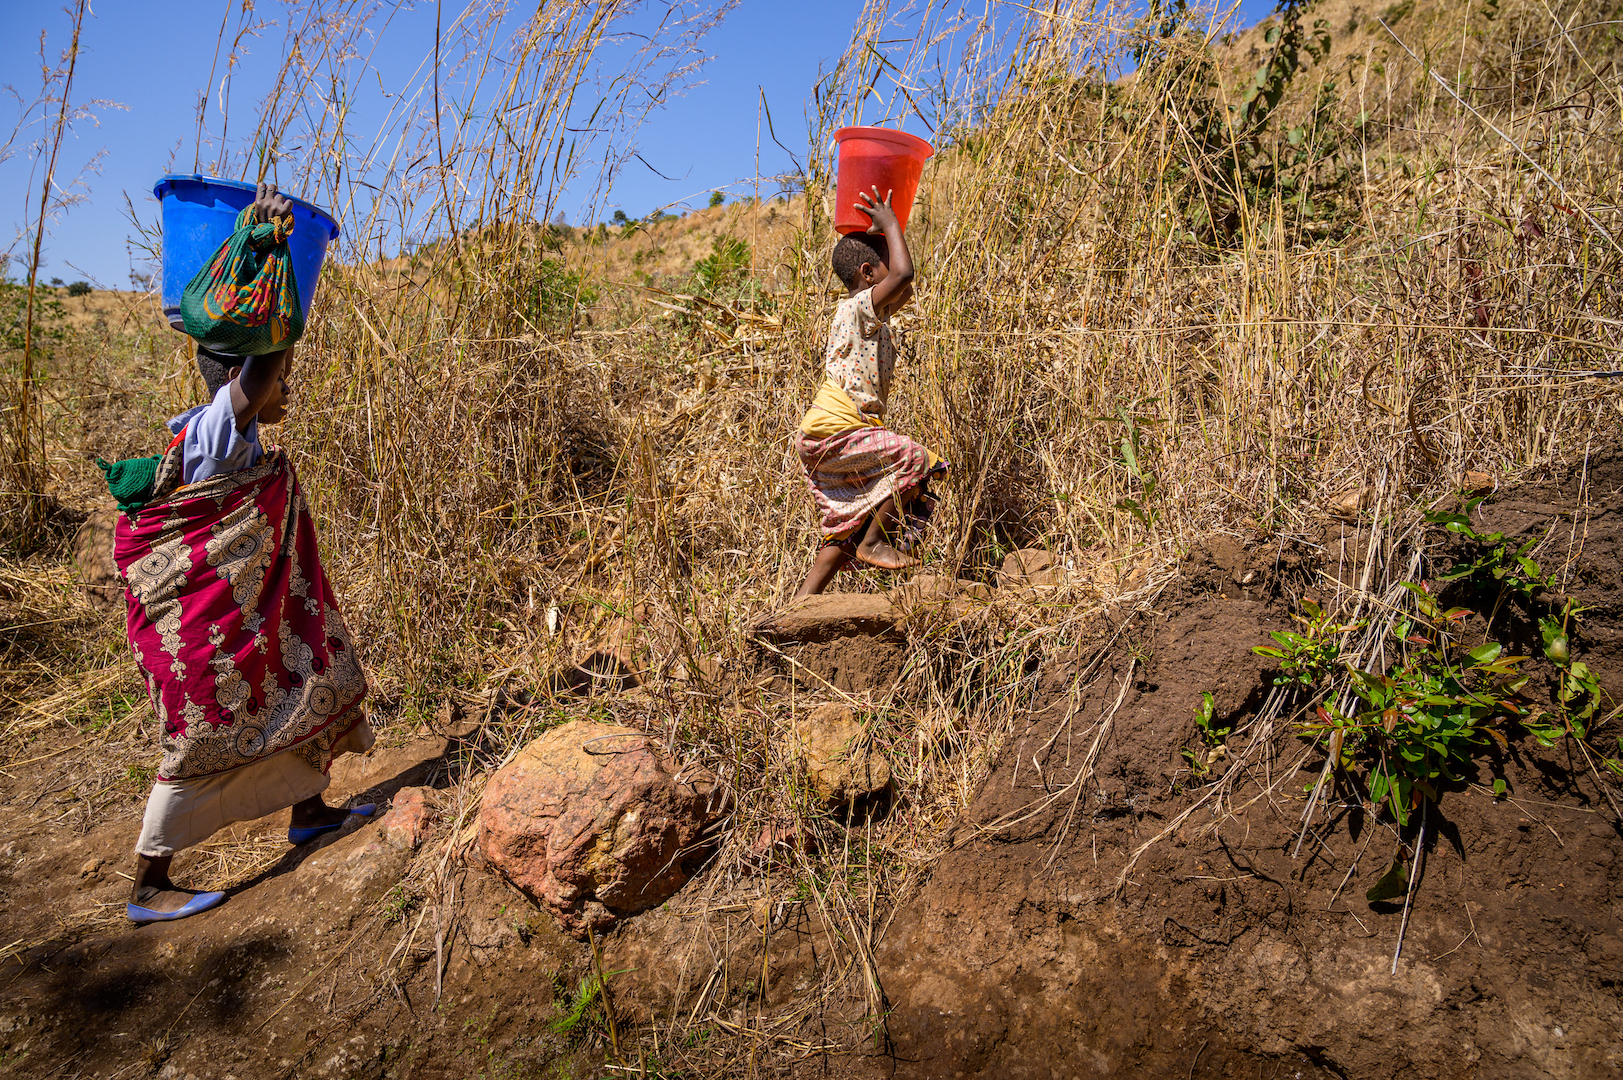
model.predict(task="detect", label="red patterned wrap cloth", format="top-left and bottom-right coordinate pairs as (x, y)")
top-left (114, 450), bottom-right (368, 783)
top-left (796, 425), bottom-right (940, 541)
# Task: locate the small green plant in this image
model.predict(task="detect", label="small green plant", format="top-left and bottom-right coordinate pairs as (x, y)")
top-left (1329, 619), bottom-right (1529, 826)
top-left (1426, 503), bottom-right (1555, 602)
top-left (549, 972), bottom-right (602, 1042)
top-left (708, 189), bottom-right (725, 207)
top-left (381, 884), bottom-right (422, 923)
top-left (66, 280), bottom-right (92, 297)
top-left (1426, 504), bottom-right (1606, 748)
top-left (1253, 598), bottom-right (1359, 688)
top-left (1108, 402), bottom-right (1160, 528)
top-left (548, 963), bottom-right (628, 1045)
top-left (1181, 691), bottom-right (1232, 778)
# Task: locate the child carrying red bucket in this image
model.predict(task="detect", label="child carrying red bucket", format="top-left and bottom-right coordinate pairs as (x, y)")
top-left (791, 168), bottom-right (946, 597)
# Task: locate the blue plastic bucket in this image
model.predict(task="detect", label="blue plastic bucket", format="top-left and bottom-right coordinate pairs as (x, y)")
top-left (152, 174), bottom-right (340, 333)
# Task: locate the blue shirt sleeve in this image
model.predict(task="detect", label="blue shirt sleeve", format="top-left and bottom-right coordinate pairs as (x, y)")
top-left (177, 384), bottom-right (262, 485)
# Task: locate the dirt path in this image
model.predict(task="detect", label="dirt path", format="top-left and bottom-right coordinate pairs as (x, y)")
top-left (4, 462), bottom-right (1622, 1079)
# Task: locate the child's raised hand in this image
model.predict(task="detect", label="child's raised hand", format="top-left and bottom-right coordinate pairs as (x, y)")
top-left (251, 181), bottom-right (294, 225)
top-left (855, 186), bottom-right (899, 234)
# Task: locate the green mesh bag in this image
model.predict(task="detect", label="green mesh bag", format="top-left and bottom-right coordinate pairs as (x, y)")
top-left (179, 206), bottom-right (304, 355)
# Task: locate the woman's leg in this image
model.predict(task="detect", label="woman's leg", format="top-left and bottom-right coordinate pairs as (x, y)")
top-left (130, 854), bottom-right (194, 913)
top-left (131, 795), bottom-right (347, 912)
top-left (854, 496), bottom-right (920, 570)
top-left (288, 794), bottom-right (352, 829)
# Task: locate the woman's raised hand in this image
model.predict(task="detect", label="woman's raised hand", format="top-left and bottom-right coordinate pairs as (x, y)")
top-left (252, 181), bottom-right (294, 224)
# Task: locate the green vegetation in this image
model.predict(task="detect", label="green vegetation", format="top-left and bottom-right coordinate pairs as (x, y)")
top-left (689, 234), bottom-right (750, 300)
top-left (1254, 599), bottom-right (1361, 690)
top-left (1261, 511), bottom-right (1621, 826)
top-left (520, 259), bottom-right (598, 333)
top-left (1182, 691), bottom-right (1233, 778)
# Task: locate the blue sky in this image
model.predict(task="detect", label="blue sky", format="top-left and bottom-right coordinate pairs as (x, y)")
top-left (2, 0), bottom-right (1272, 289)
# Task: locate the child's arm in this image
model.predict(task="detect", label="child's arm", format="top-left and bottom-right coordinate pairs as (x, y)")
top-left (855, 186), bottom-right (913, 317)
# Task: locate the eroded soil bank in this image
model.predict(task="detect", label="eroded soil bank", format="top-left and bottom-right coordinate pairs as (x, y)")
top-left (2, 459), bottom-right (1620, 1079)
top-left (862, 458), bottom-right (1623, 1080)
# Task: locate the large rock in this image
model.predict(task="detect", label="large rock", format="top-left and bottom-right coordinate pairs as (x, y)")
top-left (478, 720), bottom-right (727, 939)
top-left (792, 703), bottom-right (891, 810)
top-left (753, 592), bottom-right (900, 642)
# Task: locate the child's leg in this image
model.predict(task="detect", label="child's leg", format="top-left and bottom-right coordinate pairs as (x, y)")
top-left (795, 539), bottom-right (855, 597)
top-left (854, 495), bottom-right (921, 571)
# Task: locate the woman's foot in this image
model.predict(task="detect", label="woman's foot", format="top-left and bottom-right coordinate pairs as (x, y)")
top-left (131, 884), bottom-right (213, 914)
top-left (288, 796), bottom-right (352, 831)
top-left (287, 796), bottom-right (377, 844)
top-left (130, 854), bottom-right (201, 914)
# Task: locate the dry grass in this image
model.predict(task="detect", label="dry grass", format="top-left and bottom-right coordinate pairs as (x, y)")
top-left (4, 0), bottom-right (1623, 1069)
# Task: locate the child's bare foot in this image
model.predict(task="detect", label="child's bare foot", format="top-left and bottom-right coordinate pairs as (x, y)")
top-left (854, 537), bottom-right (919, 570)
top-left (852, 497), bottom-right (918, 571)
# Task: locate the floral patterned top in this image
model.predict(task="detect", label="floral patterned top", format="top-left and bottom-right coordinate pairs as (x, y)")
top-left (824, 287), bottom-right (894, 419)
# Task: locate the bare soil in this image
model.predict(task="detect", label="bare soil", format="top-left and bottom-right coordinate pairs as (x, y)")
top-left (853, 458), bottom-right (1623, 1079)
top-left (2, 460), bottom-right (1620, 1079)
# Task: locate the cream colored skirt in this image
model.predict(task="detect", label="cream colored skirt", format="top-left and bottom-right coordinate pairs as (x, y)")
top-left (135, 720), bottom-right (375, 857)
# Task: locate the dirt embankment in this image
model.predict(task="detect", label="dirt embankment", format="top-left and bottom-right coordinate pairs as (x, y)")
top-left (2, 460), bottom-right (1621, 1080)
top-left (867, 461), bottom-right (1623, 1079)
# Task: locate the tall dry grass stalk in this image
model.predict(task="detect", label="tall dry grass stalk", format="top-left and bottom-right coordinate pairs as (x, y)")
top-left (1, 0), bottom-right (96, 553)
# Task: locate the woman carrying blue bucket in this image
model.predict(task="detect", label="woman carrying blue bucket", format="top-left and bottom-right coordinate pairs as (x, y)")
top-left (103, 180), bottom-right (377, 924)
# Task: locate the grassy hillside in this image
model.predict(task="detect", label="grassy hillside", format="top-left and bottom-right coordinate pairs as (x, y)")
top-left (1, 0), bottom-right (1621, 1065)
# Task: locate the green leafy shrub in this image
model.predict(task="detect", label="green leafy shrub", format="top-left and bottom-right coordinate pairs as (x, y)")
top-left (520, 259), bottom-right (597, 332)
top-left (1254, 598), bottom-right (1361, 689)
top-left (1260, 510), bottom-right (1619, 826)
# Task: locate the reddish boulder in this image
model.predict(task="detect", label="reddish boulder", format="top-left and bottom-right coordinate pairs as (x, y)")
top-left (477, 721), bottom-right (727, 939)
top-left (380, 785), bottom-right (436, 850)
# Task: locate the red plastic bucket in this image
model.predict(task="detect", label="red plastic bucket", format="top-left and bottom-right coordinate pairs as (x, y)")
top-left (833, 126), bottom-right (935, 236)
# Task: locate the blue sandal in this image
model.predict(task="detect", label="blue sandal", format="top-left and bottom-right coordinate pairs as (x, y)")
top-left (127, 890), bottom-right (226, 925)
top-left (287, 803), bottom-right (377, 844)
